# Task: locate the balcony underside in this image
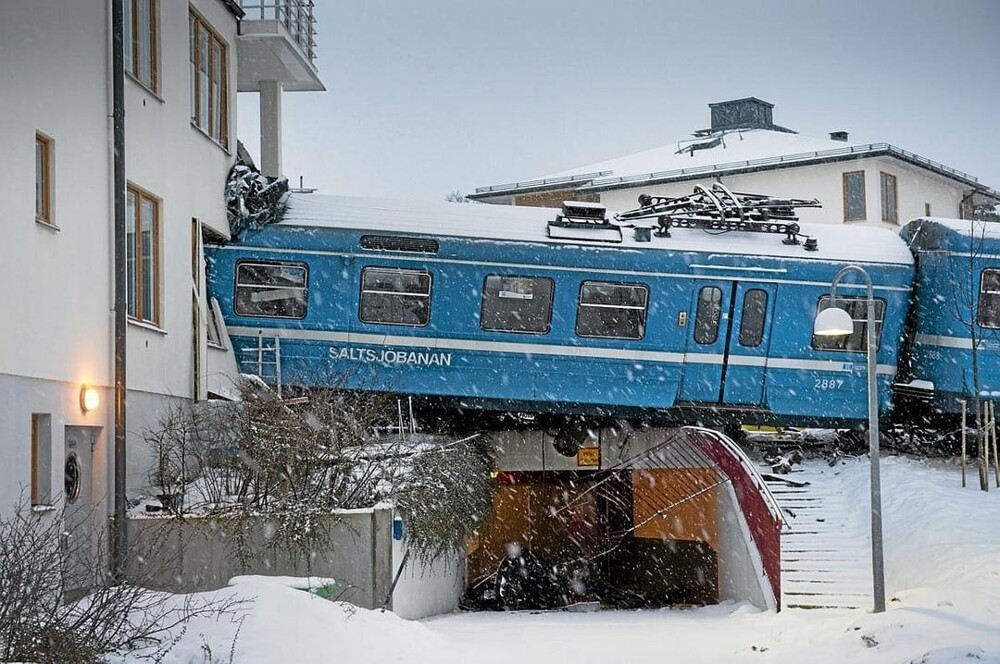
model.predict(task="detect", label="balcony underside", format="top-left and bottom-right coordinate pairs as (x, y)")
top-left (237, 20), bottom-right (324, 92)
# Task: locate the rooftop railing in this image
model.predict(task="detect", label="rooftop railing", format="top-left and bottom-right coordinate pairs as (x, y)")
top-left (239, 0), bottom-right (317, 65)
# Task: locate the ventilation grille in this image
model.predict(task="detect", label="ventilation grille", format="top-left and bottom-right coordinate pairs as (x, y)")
top-left (360, 235), bottom-right (439, 254)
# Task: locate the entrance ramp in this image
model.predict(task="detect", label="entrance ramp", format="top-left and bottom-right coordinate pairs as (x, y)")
top-left (471, 426), bottom-right (786, 611)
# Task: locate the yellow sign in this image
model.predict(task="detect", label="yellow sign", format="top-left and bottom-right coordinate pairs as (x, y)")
top-left (577, 446), bottom-right (600, 468)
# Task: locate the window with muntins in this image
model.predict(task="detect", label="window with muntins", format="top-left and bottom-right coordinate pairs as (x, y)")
top-left (126, 185), bottom-right (160, 324)
top-left (880, 172), bottom-right (898, 224)
top-left (843, 171), bottom-right (866, 221)
top-left (694, 286), bottom-right (723, 344)
top-left (360, 268), bottom-right (431, 326)
top-left (189, 11), bottom-right (229, 148)
top-left (978, 269), bottom-right (1000, 328)
top-left (235, 262), bottom-right (308, 319)
top-left (811, 296), bottom-right (886, 351)
top-left (125, 0), bottom-right (158, 92)
top-left (738, 289), bottom-right (768, 347)
top-left (576, 281), bottom-right (648, 339)
top-left (35, 133), bottom-right (53, 224)
top-left (481, 276), bottom-right (554, 334)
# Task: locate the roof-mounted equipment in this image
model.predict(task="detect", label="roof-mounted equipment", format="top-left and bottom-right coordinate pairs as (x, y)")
top-left (548, 201), bottom-right (622, 243)
top-left (615, 183), bottom-right (821, 250)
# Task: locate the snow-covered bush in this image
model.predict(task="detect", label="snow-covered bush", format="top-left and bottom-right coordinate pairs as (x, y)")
top-left (0, 499), bottom-right (241, 663)
top-left (141, 380), bottom-right (495, 566)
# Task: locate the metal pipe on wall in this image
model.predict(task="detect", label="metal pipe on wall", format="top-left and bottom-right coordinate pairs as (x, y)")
top-left (111, 0), bottom-right (127, 582)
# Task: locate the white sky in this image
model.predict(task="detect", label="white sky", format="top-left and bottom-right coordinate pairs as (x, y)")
top-left (237, 0), bottom-right (1000, 202)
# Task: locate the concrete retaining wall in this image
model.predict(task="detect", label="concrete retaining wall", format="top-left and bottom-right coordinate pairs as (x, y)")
top-left (126, 508), bottom-right (464, 618)
top-left (126, 508), bottom-right (393, 610)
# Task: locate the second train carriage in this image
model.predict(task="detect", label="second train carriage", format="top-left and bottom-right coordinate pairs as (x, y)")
top-left (205, 193), bottom-right (915, 428)
top-left (896, 217), bottom-right (1000, 421)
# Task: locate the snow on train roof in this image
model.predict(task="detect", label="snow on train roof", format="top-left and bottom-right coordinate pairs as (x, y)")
top-left (903, 217), bottom-right (1000, 239)
top-left (280, 193), bottom-right (913, 265)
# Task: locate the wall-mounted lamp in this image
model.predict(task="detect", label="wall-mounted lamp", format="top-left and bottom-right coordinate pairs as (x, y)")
top-left (80, 386), bottom-right (100, 413)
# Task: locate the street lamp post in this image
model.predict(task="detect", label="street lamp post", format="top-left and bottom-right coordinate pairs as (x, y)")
top-left (813, 264), bottom-right (886, 613)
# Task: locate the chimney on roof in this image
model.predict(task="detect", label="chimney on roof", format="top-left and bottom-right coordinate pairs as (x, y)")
top-left (829, 131), bottom-right (849, 142)
top-left (709, 97), bottom-right (775, 132)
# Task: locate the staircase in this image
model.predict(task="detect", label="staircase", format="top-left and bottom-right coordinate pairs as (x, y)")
top-left (764, 462), bottom-right (875, 610)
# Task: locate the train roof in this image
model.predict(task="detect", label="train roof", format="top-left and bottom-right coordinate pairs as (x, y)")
top-left (275, 193), bottom-right (914, 266)
top-left (900, 217), bottom-right (1000, 253)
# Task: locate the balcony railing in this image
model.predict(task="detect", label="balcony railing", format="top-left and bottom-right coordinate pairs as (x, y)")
top-left (240, 0), bottom-right (317, 64)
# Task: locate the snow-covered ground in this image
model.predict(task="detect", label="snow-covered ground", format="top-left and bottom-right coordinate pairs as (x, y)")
top-left (118, 455), bottom-right (1000, 664)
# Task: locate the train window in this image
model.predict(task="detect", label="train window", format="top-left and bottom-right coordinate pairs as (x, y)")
top-left (738, 289), bottom-right (768, 347)
top-left (811, 297), bottom-right (886, 351)
top-left (360, 267), bottom-right (432, 326)
top-left (575, 281), bottom-right (648, 340)
top-left (234, 262), bottom-right (308, 319)
top-left (694, 287), bottom-right (723, 344)
top-left (481, 276), bottom-right (554, 334)
top-left (978, 269), bottom-right (1000, 328)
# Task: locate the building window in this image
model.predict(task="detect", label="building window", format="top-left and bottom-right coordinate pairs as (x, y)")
top-left (35, 133), bottom-right (53, 224)
top-left (978, 269), bottom-right (1000, 328)
top-left (738, 289), bottom-right (768, 347)
top-left (694, 286), bottom-right (723, 344)
top-left (812, 296), bottom-right (885, 352)
top-left (843, 171), bottom-right (866, 222)
top-left (190, 11), bottom-right (229, 148)
top-left (880, 172), bottom-right (898, 224)
top-left (360, 268), bottom-right (431, 326)
top-left (576, 281), bottom-right (648, 340)
top-left (31, 414), bottom-right (52, 506)
top-left (480, 276), bottom-right (554, 334)
top-left (126, 185), bottom-right (161, 324)
top-left (124, 0), bottom-right (158, 92)
top-left (234, 262), bottom-right (308, 319)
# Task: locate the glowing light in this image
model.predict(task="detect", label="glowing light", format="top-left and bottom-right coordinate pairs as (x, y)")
top-left (80, 386), bottom-right (100, 413)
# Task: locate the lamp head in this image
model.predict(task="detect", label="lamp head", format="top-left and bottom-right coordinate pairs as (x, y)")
top-left (814, 306), bottom-right (854, 337)
top-left (80, 386), bottom-right (100, 413)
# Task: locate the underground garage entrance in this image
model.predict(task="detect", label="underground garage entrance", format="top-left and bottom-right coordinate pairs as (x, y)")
top-left (464, 427), bottom-right (784, 611)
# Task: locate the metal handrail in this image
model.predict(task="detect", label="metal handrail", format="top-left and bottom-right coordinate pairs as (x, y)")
top-left (473, 171), bottom-right (613, 195)
top-left (239, 0), bottom-right (317, 64)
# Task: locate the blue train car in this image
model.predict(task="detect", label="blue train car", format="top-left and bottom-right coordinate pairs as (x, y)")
top-left (897, 217), bottom-right (1000, 418)
top-left (205, 194), bottom-right (914, 427)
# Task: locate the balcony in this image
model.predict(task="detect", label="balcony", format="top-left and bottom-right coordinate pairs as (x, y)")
top-left (237, 0), bottom-right (325, 92)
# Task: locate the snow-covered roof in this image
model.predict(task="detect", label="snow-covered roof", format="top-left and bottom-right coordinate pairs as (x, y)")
top-left (905, 216), bottom-right (1000, 240)
top-left (900, 217), bottom-right (1000, 253)
top-left (472, 129), bottom-right (997, 199)
top-left (547, 129), bottom-right (843, 181)
top-left (277, 193), bottom-right (914, 266)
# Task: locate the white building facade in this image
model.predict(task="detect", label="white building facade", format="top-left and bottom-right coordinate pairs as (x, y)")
top-left (471, 98), bottom-right (1000, 228)
top-left (0, 0), bottom-right (322, 554)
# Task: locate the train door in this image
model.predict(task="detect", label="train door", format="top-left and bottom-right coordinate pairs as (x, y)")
top-left (678, 281), bottom-right (776, 406)
top-left (722, 283), bottom-right (776, 405)
top-left (679, 281), bottom-right (733, 403)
